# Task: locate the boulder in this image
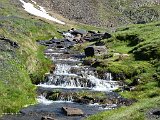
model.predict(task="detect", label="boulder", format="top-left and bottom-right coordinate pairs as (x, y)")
top-left (84, 35), bottom-right (102, 42)
top-left (62, 107), bottom-right (84, 116)
top-left (88, 30), bottom-right (97, 34)
top-left (84, 46), bottom-right (107, 57)
top-left (152, 110), bottom-right (160, 116)
top-left (103, 32), bottom-right (112, 39)
top-left (94, 41), bottom-right (105, 46)
top-left (84, 46), bottom-right (94, 57)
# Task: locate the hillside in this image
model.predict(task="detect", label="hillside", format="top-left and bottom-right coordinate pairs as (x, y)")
top-left (0, 0), bottom-right (104, 114)
top-left (0, 0), bottom-right (61, 114)
top-left (34, 0), bottom-right (160, 28)
top-left (85, 21), bottom-right (160, 120)
top-left (0, 0), bottom-right (160, 119)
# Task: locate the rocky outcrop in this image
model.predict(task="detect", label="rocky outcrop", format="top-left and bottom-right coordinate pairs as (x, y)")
top-left (34, 0), bottom-right (160, 28)
top-left (0, 37), bottom-right (19, 50)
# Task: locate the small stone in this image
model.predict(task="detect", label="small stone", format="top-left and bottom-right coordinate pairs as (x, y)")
top-left (41, 116), bottom-right (56, 120)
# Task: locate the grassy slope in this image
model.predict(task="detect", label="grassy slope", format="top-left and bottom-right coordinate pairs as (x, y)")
top-left (0, 0), bottom-right (64, 114)
top-left (87, 22), bottom-right (160, 120)
top-left (0, 0), bottom-right (107, 114)
top-left (0, 0), bottom-right (159, 119)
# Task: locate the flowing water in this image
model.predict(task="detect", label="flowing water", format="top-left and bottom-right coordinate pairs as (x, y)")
top-left (38, 48), bottom-right (119, 91)
top-left (1, 47), bottom-right (120, 120)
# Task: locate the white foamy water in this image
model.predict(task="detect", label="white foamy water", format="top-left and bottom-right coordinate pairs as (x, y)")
top-left (54, 64), bottom-right (71, 74)
top-left (37, 95), bottom-right (53, 105)
top-left (88, 103), bottom-right (100, 106)
top-left (99, 104), bottom-right (117, 110)
top-left (52, 100), bottom-right (74, 103)
top-left (52, 58), bottom-right (79, 62)
top-left (87, 75), bottom-right (119, 91)
top-left (38, 63), bottom-right (119, 91)
top-left (19, 0), bottom-right (65, 24)
top-left (46, 53), bottom-right (63, 55)
top-left (37, 84), bottom-right (87, 89)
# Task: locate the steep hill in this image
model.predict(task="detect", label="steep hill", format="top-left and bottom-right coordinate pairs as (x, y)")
top-left (34, 0), bottom-right (160, 28)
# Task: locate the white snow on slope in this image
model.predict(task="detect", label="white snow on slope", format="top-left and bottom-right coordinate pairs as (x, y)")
top-left (19, 0), bottom-right (65, 25)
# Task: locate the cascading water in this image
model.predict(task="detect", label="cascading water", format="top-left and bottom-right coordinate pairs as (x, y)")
top-left (1, 45), bottom-right (121, 120)
top-left (37, 95), bottom-right (53, 105)
top-left (38, 48), bottom-right (119, 91)
top-left (54, 64), bottom-right (72, 75)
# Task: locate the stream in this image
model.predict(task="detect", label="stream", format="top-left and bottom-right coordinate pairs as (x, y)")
top-left (1, 45), bottom-right (120, 120)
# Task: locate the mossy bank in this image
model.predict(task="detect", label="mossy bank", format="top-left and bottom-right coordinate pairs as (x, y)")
top-left (0, 0), bottom-right (105, 115)
top-left (85, 22), bottom-right (160, 120)
top-left (0, 0), bottom-right (61, 114)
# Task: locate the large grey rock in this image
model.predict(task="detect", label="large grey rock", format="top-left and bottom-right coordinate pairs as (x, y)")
top-left (62, 107), bottom-right (84, 116)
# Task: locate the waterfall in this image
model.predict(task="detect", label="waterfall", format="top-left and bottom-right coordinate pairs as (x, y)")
top-left (54, 64), bottom-right (72, 75)
top-left (38, 48), bottom-right (119, 91)
top-left (37, 95), bottom-right (53, 105)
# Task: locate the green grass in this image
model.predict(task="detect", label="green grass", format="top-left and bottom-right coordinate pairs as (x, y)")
top-left (0, 0), bottom-right (67, 114)
top-left (86, 21), bottom-right (160, 120)
top-left (87, 96), bottom-right (160, 120)
top-left (0, 0), bottom-right (160, 118)
top-left (0, 0), bottom-right (110, 115)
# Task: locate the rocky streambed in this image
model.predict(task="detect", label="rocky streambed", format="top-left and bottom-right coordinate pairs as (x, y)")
top-left (1, 29), bottom-right (135, 120)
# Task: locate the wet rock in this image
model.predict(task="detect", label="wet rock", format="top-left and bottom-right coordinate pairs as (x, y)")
top-left (147, 108), bottom-right (160, 120)
top-left (103, 32), bottom-right (112, 39)
top-left (91, 60), bottom-right (101, 68)
top-left (84, 35), bottom-right (101, 42)
top-left (94, 41), bottom-right (105, 46)
top-left (83, 59), bottom-right (94, 65)
top-left (84, 46), bottom-right (107, 57)
top-left (41, 116), bottom-right (56, 120)
top-left (152, 110), bottom-right (160, 116)
top-left (37, 38), bottom-right (76, 49)
top-left (88, 30), bottom-right (97, 34)
top-left (71, 29), bottom-right (87, 36)
top-left (74, 96), bottom-right (94, 104)
top-left (84, 32), bottom-right (111, 42)
top-left (62, 107), bottom-right (84, 116)
top-left (84, 46), bottom-right (94, 57)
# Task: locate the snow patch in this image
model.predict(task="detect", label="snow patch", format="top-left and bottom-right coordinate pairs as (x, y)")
top-left (19, 0), bottom-right (65, 25)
